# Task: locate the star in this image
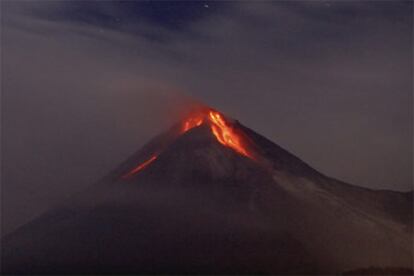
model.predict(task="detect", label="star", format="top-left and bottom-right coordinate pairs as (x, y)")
top-left (204, 4), bottom-right (209, 8)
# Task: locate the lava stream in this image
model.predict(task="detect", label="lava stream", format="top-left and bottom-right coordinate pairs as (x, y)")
top-left (182, 116), bottom-right (204, 133)
top-left (122, 155), bottom-right (157, 179)
top-left (208, 111), bottom-right (253, 159)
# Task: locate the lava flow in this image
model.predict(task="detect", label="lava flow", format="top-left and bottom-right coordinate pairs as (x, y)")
top-left (182, 116), bottom-right (204, 133)
top-left (208, 111), bottom-right (253, 159)
top-left (122, 109), bottom-right (255, 179)
top-left (122, 155), bottom-right (157, 179)
top-left (182, 110), bottom-right (254, 159)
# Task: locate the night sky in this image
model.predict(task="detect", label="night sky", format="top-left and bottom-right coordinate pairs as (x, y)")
top-left (1, 1), bottom-right (412, 235)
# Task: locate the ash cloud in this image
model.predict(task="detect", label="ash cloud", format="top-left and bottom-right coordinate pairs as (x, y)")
top-left (1, 1), bottom-right (412, 235)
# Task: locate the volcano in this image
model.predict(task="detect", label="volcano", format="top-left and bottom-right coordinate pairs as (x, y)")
top-left (1, 108), bottom-right (413, 274)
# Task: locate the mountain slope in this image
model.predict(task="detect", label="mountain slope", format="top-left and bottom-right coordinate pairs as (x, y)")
top-left (1, 109), bottom-right (412, 274)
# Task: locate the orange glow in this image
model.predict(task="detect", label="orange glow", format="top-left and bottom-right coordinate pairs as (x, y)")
top-left (121, 109), bottom-right (255, 180)
top-left (208, 111), bottom-right (253, 159)
top-left (182, 110), bottom-right (254, 159)
top-left (122, 155), bottom-right (157, 179)
top-left (182, 116), bottom-right (204, 133)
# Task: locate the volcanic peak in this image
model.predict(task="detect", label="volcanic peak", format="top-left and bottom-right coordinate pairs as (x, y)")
top-left (122, 109), bottom-right (256, 179)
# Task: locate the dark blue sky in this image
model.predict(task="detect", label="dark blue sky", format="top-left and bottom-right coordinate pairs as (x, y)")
top-left (28, 1), bottom-right (412, 29)
top-left (27, 1), bottom-right (226, 30)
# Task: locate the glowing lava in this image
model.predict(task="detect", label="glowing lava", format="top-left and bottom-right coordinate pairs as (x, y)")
top-left (208, 111), bottom-right (253, 159)
top-left (182, 116), bottom-right (204, 133)
top-left (122, 155), bottom-right (157, 179)
top-left (122, 109), bottom-right (255, 179)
